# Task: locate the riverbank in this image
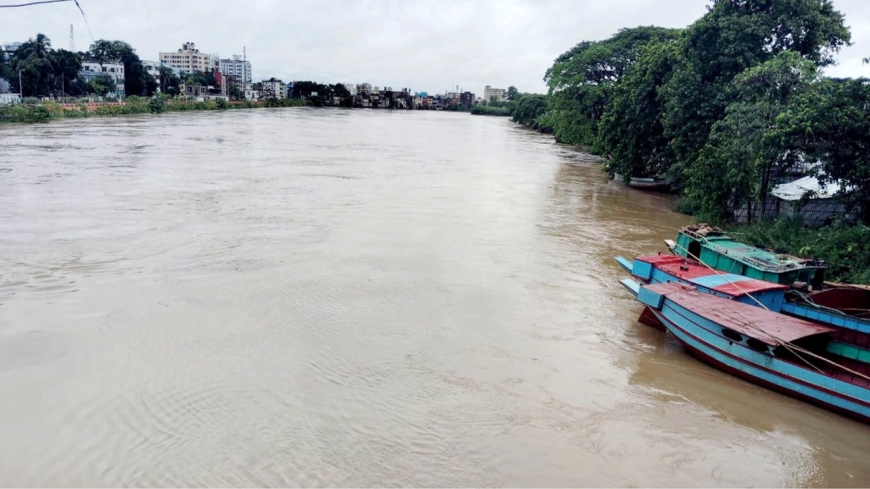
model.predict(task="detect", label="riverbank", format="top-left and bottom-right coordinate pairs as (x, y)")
top-left (0, 96), bottom-right (309, 123)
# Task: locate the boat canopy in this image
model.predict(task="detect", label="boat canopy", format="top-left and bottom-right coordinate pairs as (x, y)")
top-left (640, 282), bottom-right (835, 346)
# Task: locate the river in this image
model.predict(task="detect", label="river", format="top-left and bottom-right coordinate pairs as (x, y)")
top-left (0, 109), bottom-right (868, 486)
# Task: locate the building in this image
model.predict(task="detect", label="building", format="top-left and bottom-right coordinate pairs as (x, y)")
top-left (218, 55), bottom-right (252, 83)
top-left (460, 91), bottom-right (475, 108)
top-left (79, 59), bottom-right (126, 98)
top-left (244, 82), bottom-right (261, 101)
top-left (2, 42), bottom-right (21, 61)
top-left (483, 85), bottom-right (507, 103)
top-left (159, 42), bottom-right (214, 75)
top-left (260, 78), bottom-right (285, 99)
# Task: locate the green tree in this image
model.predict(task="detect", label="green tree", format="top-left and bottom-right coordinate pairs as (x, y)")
top-left (660, 0), bottom-right (850, 190)
top-left (51, 49), bottom-right (82, 96)
top-left (509, 93), bottom-right (551, 131)
top-left (10, 34), bottom-right (56, 97)
top-left (88, 73), bottom-right (116, 97)
top-left (89, 40), bottom-right (157, 97)
top-left (690, 52), bottom-right (819, 222)
top-left (158, 66), bottom-right (181, 96)
top-left (599, 40), bottom-right (681, 181)
top-left (545, 26), bottom-right (681, 147)
top-left (776, 78), bottom-right (870, 223)
top-left (506, 86), bottom-right (518, 101)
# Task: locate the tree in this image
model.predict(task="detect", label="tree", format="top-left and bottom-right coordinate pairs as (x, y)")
top-left (545, 26), bottom-right (681, 147)
top-left (88, 73), bottom-right (116, 97)
top-left (599, 40), bottom-right (681, 181)
top-left (689, 52), bottom-right (819, 222)
top-left (88, 40), bottom-right (157, 97)
top-left (776, 78), bottom-right (870, 223)
top-left (507, 86), bottom-right (518, 101)
top-left (51, 49), bottom-right (82, 96)
top-left (10, 34), bottom-right (56, 97)
top-left (509, 93), bottom-right (551, 131)
top-left (158, 66), bottom-right (181, 96)
top-left (660, 0), bottom-right (851, 190)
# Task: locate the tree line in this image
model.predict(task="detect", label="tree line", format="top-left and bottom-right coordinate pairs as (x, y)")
top-left (1, 34), bottom-right (185, 98)
top-left (507, 0), bottom-right (870, 225)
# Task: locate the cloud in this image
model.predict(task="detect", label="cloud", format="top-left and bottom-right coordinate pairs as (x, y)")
top-left (2, 0), bottom-right (868, 96)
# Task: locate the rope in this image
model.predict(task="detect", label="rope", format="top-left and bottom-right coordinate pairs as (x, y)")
top-left (670, 240), bottom-right (870, 382)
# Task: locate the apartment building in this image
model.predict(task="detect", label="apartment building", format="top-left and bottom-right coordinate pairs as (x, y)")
top-left (218, 55), bottom-right (252, 83)
top-left (159, 42), bottom-right (214, 75)
top-left (483, 85), bottom-right (507, 103)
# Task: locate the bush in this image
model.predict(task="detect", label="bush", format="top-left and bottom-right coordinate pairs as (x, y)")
top-left (471, 105), bottom-right (511, 116)
top-left (149, 97), bottom-right (166, 113)
top-left (216, 98), bottom-right (229, 110)
top-left (729, 218), bottom-right (870, 284)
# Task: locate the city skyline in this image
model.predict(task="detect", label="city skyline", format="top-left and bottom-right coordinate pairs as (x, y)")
top-left (2, 0), bottom-right (870, 97)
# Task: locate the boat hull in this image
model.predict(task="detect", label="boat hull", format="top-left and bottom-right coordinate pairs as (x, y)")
top-left (647, 299), bottom-right (870, 423)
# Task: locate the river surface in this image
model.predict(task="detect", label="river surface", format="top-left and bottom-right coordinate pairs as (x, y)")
top-left (0, 109), bottom-right (869, 487)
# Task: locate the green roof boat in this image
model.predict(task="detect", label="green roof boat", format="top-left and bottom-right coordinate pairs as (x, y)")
top-left (669, 224), bottom-right (827, 287)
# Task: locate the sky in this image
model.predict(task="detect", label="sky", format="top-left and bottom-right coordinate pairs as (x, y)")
top-left (2, 0), bottom-right (869, 96)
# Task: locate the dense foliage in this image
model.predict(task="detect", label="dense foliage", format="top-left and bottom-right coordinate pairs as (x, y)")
top-left (7, 34), bottom-right (89, 96)
top-left (733, 218), bottom-right (870, 284)
top-left (514, 0), bottom-right (868, 225)
top-left (544, 26), bottom-right (681, 148)
top-left (470, 105), bottom-right (511, 116)
top-left (88, 39), bottom-right (158, 97)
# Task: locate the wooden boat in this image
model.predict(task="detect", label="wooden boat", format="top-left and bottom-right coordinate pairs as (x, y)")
top-left (670, 224), bottom-right (827, 287)
top-left (622, 280), bottom-right (870, 423)
top-left (617, 254), bottom-right (870, 346)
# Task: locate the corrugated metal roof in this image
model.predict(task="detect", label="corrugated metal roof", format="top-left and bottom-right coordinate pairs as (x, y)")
top-left (772, 175), bottom-right (841, 201)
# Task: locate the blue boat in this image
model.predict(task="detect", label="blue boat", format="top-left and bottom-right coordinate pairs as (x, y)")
top-left (617, 254), bottom-right (870, 353)
top-left (622, 280), bottom-right (870, 423)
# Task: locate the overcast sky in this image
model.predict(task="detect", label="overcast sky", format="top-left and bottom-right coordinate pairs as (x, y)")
top-left (2, 0), bottom-right (869, 95)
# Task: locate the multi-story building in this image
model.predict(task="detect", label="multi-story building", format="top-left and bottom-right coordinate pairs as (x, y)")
top-left (261, 78), bottom-right (285, 99)
top-left (159, 42), bottom-right (214, 75)
top-left (79, 59), bottom-right (126, 98)
top-left (142, 60), bottom-right (181, 91)
top-left (218, 55), bottom-right (252, 83)
top-left (483, 85), bottom-right (507, 103)
top-left (460, 91), bottom-right (476, 108)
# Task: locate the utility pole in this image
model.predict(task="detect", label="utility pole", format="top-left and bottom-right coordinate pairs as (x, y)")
top-left (69, 24), bottom-right (75, 52)
top-left (18, 69), bottom-right (23, 98)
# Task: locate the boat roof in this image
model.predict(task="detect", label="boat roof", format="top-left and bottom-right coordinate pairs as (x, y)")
top-left (680, 229), bottom-right (825, 273)
top-left (636, 255), bottom-right (788, 297)
top-left (644, 282), bottom-right (834, 345)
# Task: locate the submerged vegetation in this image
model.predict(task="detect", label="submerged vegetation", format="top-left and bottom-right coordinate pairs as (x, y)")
top-left (470, 105), bottom-right (511, 116)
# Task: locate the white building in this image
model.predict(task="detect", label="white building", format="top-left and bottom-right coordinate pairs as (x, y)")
top-left (79, 60), bottom-right (126, 98)
top-left (0, 93), bottom-right (21, 105)
top-left (159, 42), bottom-right (214, 75)
top-left (218, 55), bottom-right (252, 83)
top-left (483, 85), bottom-right (507, 103)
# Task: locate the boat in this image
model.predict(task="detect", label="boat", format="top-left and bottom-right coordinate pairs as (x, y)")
top-left (664, 225), bottom-right (870, 326)
top-left (621, 280), bottom-right (870, 423)
top-left (613, 173), bottom-right (672, 192)
top-left (670, 224), bottom-right (826, 287)
top-left (628, 177), bottom-right (671, 191)
top-left (616, 254), bottom-right (870, 344)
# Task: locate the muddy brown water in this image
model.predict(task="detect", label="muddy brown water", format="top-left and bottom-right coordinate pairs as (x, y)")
top-left (0, 109), bottom-right (869, 487)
